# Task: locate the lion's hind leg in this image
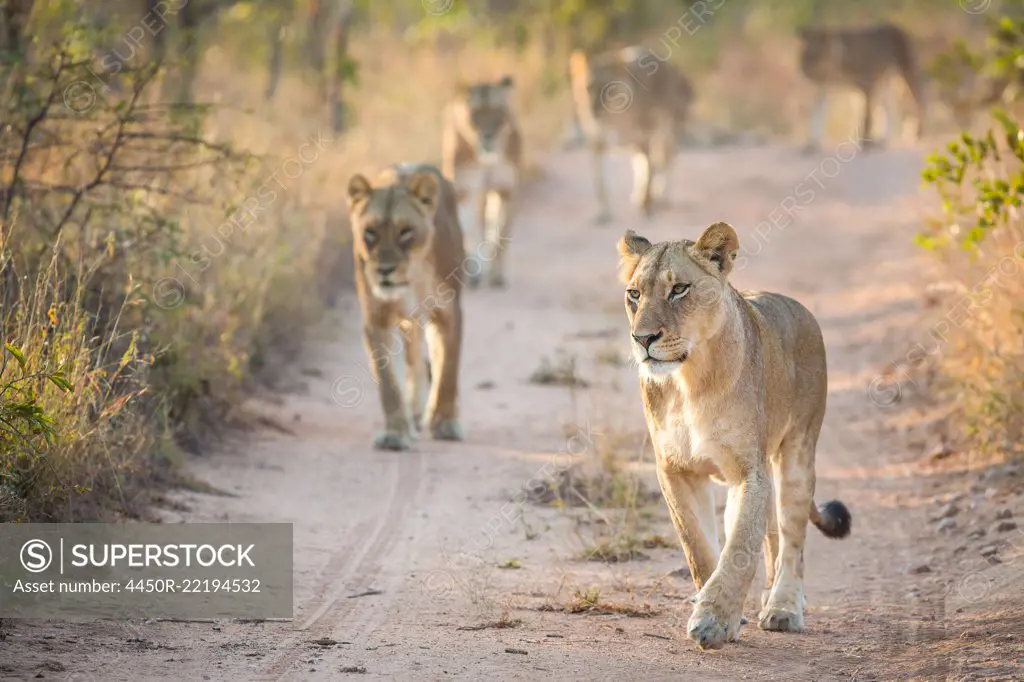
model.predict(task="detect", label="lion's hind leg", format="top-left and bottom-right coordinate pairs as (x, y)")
top-left (761, 476), bottom-right (780, 613)
top-left (759, 432), bottom-right (815, 632)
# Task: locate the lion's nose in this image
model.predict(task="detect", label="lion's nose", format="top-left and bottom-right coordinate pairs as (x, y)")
top-left (378, 264), bottom-right (397, 278)
top-left (632, 331), bottom-right (663, 350)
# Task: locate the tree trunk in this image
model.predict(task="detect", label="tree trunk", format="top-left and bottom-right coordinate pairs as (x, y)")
top-left (326, 1), bottom-right (355, 133)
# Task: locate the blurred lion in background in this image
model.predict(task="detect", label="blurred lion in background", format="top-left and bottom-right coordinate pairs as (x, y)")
top-left (441, 76), bottom-right (522, 289)
top-left (797, 22), bottom-right (927, 151)
top-left (569, 46), bottom-right (694, 224)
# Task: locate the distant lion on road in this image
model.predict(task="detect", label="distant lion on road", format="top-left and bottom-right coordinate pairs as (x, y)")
top-left (798, 22), bottom-right (927, 151)
top-left (569, 46), bottom-right (694, 224)
top-left (345, 163), bottom-right (465, 451)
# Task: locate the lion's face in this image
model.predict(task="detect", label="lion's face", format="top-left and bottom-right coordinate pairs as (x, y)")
top-left (453, 76), bottom-right (515, 163)
top-left (617, 224), bottom-right (740, 382)
top-left (346, 170), bottom-right (439, 301)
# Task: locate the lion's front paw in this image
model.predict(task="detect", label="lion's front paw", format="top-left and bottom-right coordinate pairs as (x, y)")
top-left (430, 418), bottom-right (463, 441)
top-left (687, 601), bottom-right (743, 650)
top-left (373, 430), bottom-right (413, 451)
top-left (758, 605), bottom-right (804, 633)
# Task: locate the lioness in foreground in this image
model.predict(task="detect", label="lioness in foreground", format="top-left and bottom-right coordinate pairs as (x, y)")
top-left (569, 46), bottom-right (694, 224)
top-left (346, 163), bottom-right (465, 451)
top-left (798, 22), bottom-right (926, 151)
top-left (617, 222), bottom-right (851, 650)
top-left (441, 76), bottom-right (522, 289)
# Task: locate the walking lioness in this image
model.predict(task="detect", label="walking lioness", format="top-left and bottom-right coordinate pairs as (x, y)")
top-left (346, 163), bottom-right (465, 451)
top-left (441, 76), bottom-right (522, 289)
top-left (798, 22), bottom-right (926, 151)
top-left (569, 46), bottom-right (694, 224)
top-left (616, 223), bottom-right (851, 650)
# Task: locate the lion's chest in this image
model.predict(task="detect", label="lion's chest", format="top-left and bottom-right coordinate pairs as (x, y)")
top-left (649, 406), bottom-right (728, 482)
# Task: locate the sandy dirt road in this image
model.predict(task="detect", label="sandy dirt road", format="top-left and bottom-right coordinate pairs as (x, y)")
top-left (4, 142), bottom-right (1023, 681)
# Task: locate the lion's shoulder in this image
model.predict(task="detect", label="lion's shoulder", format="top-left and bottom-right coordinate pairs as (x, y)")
top-left (741, 290), bottom-right (825, 369)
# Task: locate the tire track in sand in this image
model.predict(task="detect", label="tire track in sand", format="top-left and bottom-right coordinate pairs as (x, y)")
top-left (260, 449), bottom-right (424, 681)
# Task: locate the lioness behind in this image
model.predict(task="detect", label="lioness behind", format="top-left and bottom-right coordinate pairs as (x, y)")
top-left (617, 222), bottom-right (851, 650)
top-left (798, 22), bottom-right (926, 151)
top-left (441, 76), bottom-right (522, 289)
top-left (345, 163), bottom-right (466, 451)
top-left (569, 46), bottom-right (694, 224)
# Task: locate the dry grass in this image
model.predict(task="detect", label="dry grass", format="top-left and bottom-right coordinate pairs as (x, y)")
top-left (924, 222), bottom-right (1024, 464)
top-left (528, 352), bottom-right (590, 388)
top-left (526, 424), bottom-right (655, 509)
top-left (579, 532), bottom-right (675, 563)
top-left (537, 587), bottom-right (659, 618)
top-left (457, 604), bottom-right (523, 631)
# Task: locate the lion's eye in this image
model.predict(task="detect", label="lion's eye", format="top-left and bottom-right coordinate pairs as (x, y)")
top-left (397, 226), bottom-right (415, 246)
top-left (670, 283), bottom-right (690, 299)
top-left (364, 229), bottom-right (378, 247)
top-left (626, 289), bottom-right (641, 301)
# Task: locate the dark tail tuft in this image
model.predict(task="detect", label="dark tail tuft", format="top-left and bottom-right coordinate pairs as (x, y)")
top-left (811, 499), bottom-right (852, 539)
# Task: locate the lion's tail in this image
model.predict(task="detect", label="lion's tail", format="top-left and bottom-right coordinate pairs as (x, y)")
top-left (809, 499), bottom-right (852, 539)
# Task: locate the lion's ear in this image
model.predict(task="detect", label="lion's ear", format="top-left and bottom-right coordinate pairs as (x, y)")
top-left (347, 173), bottom-right (372, 209)
top-left (407, 171), bottom-right (440, 214)
top-left (617, 230), bottom-right (652, 284)
top-left (692, 222), bottom-right (740, 277)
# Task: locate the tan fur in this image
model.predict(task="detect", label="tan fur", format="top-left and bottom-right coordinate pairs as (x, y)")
top-left (798, 22), bottom-right (927, 150)
top-left (617, 223), bottom-right (850, 650)
top-left (441, 76), bottom-right (522, 289)
top-left (569, 46), bottom-right (694, 223)
top-left (346, 163), bottom-right (466, 451)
